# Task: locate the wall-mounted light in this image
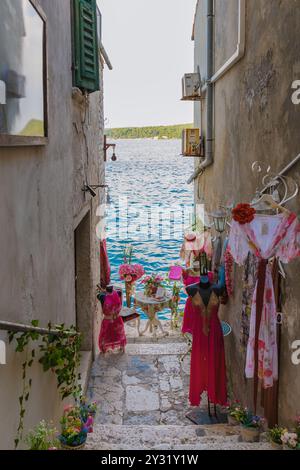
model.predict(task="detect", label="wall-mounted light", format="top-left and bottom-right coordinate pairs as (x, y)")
top-left (82, 184), bottom-right (108, 198)
top-left (211, 208), bottom-right (228, 234)
top-left (104, 135), bottom-right (117, 162)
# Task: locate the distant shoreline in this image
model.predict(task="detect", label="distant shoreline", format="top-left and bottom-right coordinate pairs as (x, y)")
top-left (105, 124), bottom-right (193, 140)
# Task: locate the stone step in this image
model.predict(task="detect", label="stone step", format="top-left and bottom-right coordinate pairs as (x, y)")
top-left (86, 424), bottom-right (272, 450)
top-left (125, 342), bottom-right (188, 356)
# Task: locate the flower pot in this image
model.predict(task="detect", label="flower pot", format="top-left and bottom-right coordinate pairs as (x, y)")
top-left (270, 441), bottom-right (283, 450)
top-left (227, 415), bottom-right (239, 426)
top-left (240, 425), bottom-right (260, 443)
top-left (59, 434), bottom-right (87, 450)
top-left (60, 441), bottom-right (86, 450)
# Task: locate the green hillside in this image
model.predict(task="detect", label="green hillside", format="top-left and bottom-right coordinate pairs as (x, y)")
top-left (105, 124), bottom-right (193, 140)
top-left (19, 119), bottom-right (44, 137)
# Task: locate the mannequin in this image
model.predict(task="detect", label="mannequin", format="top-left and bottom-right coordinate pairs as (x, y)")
top-left (181, 262), bottom-right (214, 335)
top-left (97, 285), bottom-right (126, 354)
top-left (186, 272), bottom-right (227, 418)
top-left (97, 285), bottom-right (122, 306)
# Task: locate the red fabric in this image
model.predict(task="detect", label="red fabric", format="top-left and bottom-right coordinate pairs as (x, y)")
top-left (182, 274), bottom-right (200, 335)
top-left (98, 291), bottom-right (126, 353)
top-left (100, 239), bottom-right (111, 289)
top-left (181, 272), bottom-right (214, 334)
top-left (189, 302), bottom-right (227, 407)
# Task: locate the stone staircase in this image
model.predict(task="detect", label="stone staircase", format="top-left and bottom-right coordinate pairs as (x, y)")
top-left (86, 321), bottom-right (272, 450)
top-left (86, 423), bottom-right (271, 450)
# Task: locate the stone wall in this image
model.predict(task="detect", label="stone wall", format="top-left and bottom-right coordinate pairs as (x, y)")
top-left (193, 0), bottom-right (300, 425)
top-left (0, 0), bottom-right (105, 449)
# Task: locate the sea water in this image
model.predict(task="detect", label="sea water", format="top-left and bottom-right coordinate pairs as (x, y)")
top-left (105, 139), bottom-right (194, 319)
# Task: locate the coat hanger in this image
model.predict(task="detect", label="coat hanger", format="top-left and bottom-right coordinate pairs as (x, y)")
top-left (251, 193), bottom-right (290, 215)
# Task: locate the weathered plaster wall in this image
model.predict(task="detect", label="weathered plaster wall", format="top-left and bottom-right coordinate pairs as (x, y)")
top-left (194, 0), bottom-right (300, 425)
top-left (0, 0), bottom-right (105, 449)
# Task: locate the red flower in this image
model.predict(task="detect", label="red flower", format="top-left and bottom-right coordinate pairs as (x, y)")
top-left (232, 203), bottom-right (256, 225)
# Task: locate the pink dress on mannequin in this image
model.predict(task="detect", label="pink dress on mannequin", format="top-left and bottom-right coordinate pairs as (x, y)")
top-left (98, 290), bottom-right (127, 353)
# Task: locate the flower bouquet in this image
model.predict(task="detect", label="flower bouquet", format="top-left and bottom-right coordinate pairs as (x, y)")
top-left (59, 404), bottom-right (91, 450)
top-left (281, 431), bottom-right (299, 450)
top-left (239, 410), bottom-right (265, 442)
top-left (268, 425), bottom-right (286, 449)
top-left (280, 416), bottom-right (300, 450)
top-left (226, 400), bottom-right (246, 426)
top-left (141, 274), bottom-right (165, 298)
top-left (79, 396), bottom-right (98, 424)
top-left (119, 245), bottom-right (144, 307)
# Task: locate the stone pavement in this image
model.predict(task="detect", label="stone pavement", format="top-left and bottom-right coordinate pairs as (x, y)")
top-left (86, 320), bottom-right (273, 450)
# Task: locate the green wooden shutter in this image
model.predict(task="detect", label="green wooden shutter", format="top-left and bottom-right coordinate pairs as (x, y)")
top-left (73, 0), bottom-right (100, 92)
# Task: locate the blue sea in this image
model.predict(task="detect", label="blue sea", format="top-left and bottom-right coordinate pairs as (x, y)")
top-left (105, 139), bottom-right (194, 319)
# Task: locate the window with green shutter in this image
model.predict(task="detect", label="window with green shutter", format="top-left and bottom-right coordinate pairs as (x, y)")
top-left (73, 0), bottom-right (100, 93)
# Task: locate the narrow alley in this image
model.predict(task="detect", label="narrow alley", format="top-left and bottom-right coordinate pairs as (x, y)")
top-left (86, 321), bottom-right (272, 450)
top-left (0, 0), bottom-right (300, 459)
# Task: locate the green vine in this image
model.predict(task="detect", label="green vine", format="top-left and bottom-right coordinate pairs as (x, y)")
top-left (8, 321), bottom-right (82, 449)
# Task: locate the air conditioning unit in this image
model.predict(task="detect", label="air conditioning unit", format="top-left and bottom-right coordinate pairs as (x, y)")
top-left (181, 73), bottom-right (201, 101)
top-left (182, 128), bottom-right (203, 157)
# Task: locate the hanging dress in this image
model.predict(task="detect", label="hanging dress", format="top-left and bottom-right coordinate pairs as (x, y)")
top-left (228, 212), bottom-right (300, 404)
top-left (98, 290), bottom-right (127, 353)
top-left (189, 290), bottom-right (227, 407)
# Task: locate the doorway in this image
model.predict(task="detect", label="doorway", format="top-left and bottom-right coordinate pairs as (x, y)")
top-left (74, 211), bottom-right (92, 351)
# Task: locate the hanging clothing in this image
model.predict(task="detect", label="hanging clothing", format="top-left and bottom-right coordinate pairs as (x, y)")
top-left (228, 212), bottom-right (300, 397)
top-left (100, 239), bottom-right (111, 289)
top-left (261, 258), bottom-right (281, 428)
top-left (98, 290), bottom-right (126, 353)
top-left (180, 230), bottom-right (213, 267)
top-left (241, 253), bottom-right (258, 349)
top-left (189, 290), bottom-right (227, 407)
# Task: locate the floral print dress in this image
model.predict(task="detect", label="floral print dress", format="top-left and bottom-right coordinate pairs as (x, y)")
top-left (228, 212), bottom-right (300, 388)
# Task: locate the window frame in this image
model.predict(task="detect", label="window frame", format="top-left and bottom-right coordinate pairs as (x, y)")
top-left (0, 0), bottom-right (48, 147)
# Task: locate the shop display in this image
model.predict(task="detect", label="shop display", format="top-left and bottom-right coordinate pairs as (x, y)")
top-left (228, 207), bottom-right (300, 409)
top-left (186, 276), bottom-right (227, 407)
top-left (98, 286), bottom-right (127, 354)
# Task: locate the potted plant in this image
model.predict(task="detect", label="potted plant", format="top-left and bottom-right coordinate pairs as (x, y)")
top-left (78, 396), bottom-right (98, 425)
top-left (25, 420), bottom-right (60, 450)
top-left (281, 431), bottom-right (299, 450)
top-left (59, 405), bottom-right (89, 450)
top-left (141, 274), bottom-right (165, 297)
top-left (226, 400), bottom-right (246, 426)
top-left (268, 425), bottom-right (286, 449)
top-left (240, 410), bottom-right (265, 442)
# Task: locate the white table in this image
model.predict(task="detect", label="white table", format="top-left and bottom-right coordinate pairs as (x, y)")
top-left (134, 292), bottom-right (171, 338)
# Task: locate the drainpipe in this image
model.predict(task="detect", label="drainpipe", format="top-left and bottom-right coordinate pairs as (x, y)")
top-left (211, 0), bottom-right (245, 83)
top-left (187, 0), bottom-right (214, 184)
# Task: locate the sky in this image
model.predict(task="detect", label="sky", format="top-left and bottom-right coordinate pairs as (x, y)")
top-left (97, 0), bottom-right (196, 128)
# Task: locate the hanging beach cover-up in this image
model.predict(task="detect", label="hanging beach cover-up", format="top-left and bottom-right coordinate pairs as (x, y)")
top-left (228, 211), bottom-right (300, 394)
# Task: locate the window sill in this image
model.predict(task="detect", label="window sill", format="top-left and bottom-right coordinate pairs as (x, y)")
top-left (0, 135), bottom-right (48, 147)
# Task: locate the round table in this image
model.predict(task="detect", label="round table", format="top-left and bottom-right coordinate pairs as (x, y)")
top-left (134, 292), bottom-right (171, 338)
